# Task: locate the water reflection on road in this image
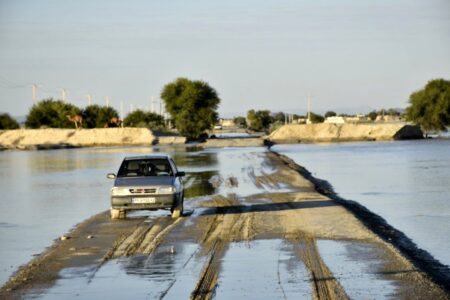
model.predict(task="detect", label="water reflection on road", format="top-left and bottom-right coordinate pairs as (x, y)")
top-left (215, 240), bottom-right (311, 299)
top-left (27, 243), bottom-right (205, 299)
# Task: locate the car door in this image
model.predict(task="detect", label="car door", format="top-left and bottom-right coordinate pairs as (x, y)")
top-left (169, 158), bottom-right (184, 195)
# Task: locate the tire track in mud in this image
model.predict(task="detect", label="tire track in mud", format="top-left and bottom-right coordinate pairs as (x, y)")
top-left (276, 245), bottom-right (288, 300)
top-left (290, 234), bottom-right (349, 300)
top-left (109, 217), bottom-right (184, 258)
top-left (190, 240), bottom-right (225, 300)
top-left (191, 196), bottom-right (256, 299)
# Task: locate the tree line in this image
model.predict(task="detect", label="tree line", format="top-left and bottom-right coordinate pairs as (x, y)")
top-left (19, 99), bottom-right (165, 130)
top-left (1, 78), bottom-right (449, 136)
top-left (236, 109), bottom-right (399, 132)
top-left (237, 78), bottom-right (450, 133)
top-left (0, 78), bottom-right (221, 139)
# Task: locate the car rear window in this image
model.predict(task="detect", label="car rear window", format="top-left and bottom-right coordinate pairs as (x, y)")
top-left (117, 159), bottom-right (174, 177)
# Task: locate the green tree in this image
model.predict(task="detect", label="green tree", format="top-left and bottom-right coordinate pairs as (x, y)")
top-left (367, 110), bottom-right (377, 121)
top-left (233, 116), bottom-right (247, 128)
top-left (25, 99), bottom-right (81, 128)
top-left (161, 78), bottom-right (220, 139)
top-left (309, 112), bottom-right (324, 123)
top-left (123, 110), bottom-right (165, 129)
top-left (324, 111), bottom-right (337, 118)
top-left (247, 109), bottom-right (273, 131)
top-left (387, 108), bottom-right (401, 116)
top-left (272, 112), bottom-right (286, 124)
top-left (82, 105), bottom-right (119, 128)
top-left (406, 79), bottom-right (450, 133)
top-left (0, 113), bottom-right (20, 129)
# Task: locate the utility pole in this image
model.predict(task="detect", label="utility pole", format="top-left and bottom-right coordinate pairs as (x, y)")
top-left (159, 99), bottom-right (162, 116)
top-left (32, 83), bottom-right (37, 104)
top-left (150, 96), bottom-right (156, 113)
top-left (105, 96), bottom-right (110, 108)
top-left (307, 94), bottom-right (312, 124)
top-left (61, 88), bottom-right (67, 102)
top-left (86, 94), bottom-right (92, 106)
top-left (120, 101), bottom-right (124, 120)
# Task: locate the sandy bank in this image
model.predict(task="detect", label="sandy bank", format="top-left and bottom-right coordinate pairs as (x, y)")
top-left (201, 137), bottom-right (264, 148)
top-left (156, 136), bottom-right (187, 145)
top-left (0, 128), bottom-right (157, 150)
top-left (268, 123), bottom-right (423, 143)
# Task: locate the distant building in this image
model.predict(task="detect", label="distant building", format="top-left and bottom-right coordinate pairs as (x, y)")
top-left (375, 115), bottom-right (403, 122)
top-left (219, 118), bottom-right (235, 127)
top-left (344, 115), bottom-right (369, 123)
top-left (294, 118), bottom-right (307, 124)
top-left (324, 116), bottom-right (345, 124)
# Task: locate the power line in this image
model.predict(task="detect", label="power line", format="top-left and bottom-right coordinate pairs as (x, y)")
top-left (0, 76), bottom-right (29, 89)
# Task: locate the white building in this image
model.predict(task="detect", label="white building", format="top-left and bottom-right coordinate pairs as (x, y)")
top-left (324, 116), bottom-right (345, 124)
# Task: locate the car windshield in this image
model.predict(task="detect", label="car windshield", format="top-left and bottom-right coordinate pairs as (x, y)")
top-left (117, 159), bottom-right (174, 177)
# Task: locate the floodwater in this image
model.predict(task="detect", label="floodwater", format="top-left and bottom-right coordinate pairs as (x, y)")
top-left (0, 145), bottom-right (275, 286)
top-left (2, 143), bottom-right (443, 298)
top-left (273, 139), bottom-right (450, 267)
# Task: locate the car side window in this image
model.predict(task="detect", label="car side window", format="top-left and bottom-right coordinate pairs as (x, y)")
top-left (169, 159), bottom-right (178, 174)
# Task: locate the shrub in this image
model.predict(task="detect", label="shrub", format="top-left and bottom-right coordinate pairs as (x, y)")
top-left (0, 113), bottom-right (20, 129)
top-left (25, 99), bottom-right (81, 128)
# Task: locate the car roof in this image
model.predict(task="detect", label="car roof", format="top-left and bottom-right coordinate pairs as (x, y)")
top-left (124, 154), bottom-right (171, 161)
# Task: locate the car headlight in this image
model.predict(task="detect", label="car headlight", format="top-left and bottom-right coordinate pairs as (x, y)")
top-left (158, 186), bottom-right (175, 194)
top-left (111, 187), bottom-right (128, 196)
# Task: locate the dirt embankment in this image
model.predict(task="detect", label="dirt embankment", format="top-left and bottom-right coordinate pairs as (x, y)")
top-left (268, 123), bottom-right (423, 143)
top-left (201, 137), bottom-right (264, 148)
top-left (0, 128), bottom-right (157, 150)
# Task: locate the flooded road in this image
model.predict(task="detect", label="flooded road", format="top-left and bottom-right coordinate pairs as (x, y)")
top-left (1, 146), bottom-right (448, 299)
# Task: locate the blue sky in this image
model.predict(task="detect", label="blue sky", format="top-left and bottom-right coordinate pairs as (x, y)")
top-left (0, 0), bottom-right (449, 117)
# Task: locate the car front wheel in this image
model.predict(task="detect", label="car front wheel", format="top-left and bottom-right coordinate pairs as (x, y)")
top-left (171, 196), bottom-right (183, 219)
top-left (111, 208), bottom-right (126, 219)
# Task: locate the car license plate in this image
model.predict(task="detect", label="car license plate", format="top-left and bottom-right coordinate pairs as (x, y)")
top-left (132, 197), bottom-right (156, 204)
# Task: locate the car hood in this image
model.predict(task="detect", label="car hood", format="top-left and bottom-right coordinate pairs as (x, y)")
top-left (114, 176), bottom-right (175, 187)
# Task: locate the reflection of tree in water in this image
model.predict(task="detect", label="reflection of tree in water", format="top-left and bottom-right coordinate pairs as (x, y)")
top-left (172, 152), bottom-right (218, 169)
top-left (184, 170), bottom-right (218, 198)
top-left (151, 146), bottom-right (218, 170)
top-left (121, 248), bottom-right (177, 280)
top-left (26, 151), bottom-right (112, 174)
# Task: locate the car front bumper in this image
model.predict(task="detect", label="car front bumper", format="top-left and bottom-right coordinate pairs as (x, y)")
top-left (111, 194), bottom-right (176, 210)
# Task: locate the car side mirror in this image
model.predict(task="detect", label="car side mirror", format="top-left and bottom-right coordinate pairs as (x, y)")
top-left (176, 171), bottom-right (186, 177)
top-left (107, 173), bottom-right (116, 179)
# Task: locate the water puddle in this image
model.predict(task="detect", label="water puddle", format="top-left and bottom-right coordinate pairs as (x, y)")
top-left (214, 239), bottom-right (311, 299)
top-left (316, 240), bottom-right (398, 299)
top-left (28, 242), bottom-right (205, 299)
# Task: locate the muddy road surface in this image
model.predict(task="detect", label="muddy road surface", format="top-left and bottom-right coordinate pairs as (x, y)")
top-left (1, 147), bottom-right (448, 299)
